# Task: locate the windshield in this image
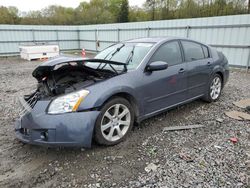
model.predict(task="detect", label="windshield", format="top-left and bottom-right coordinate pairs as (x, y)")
top-left (85, 42), bottom-right (153, 72)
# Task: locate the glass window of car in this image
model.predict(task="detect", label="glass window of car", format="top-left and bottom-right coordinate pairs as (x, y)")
top-left (202, 45), bottom-right (210, 58)
top-left (150, 41), bottom-right (182, 66)
top-left (181, 41), bottom-right (205, 61)
top-left (90, 42), bottom-right (153, 71)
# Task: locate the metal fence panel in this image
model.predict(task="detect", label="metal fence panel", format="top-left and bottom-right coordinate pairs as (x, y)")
top-left (0, 15), bottom-right (249, 68)
top-left (0, 25), bottom-right (79, 54)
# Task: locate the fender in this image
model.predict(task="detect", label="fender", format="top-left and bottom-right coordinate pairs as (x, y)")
top-left (211, 64), bottom-right (224, 76)
top-left (77, 71), bottom-right (144, 114)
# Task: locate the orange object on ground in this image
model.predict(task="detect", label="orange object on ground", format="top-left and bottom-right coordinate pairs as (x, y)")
top-left (82, 48), bottom-right (86, 58)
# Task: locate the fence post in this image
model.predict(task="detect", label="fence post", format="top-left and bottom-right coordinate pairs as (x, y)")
top-left (147, 27), bottom-right (150, 37)
top-left (117, 28), bottom-right (120, 42)
top-left (95, 29), bottom-right (98, 52)
top-left (186, 26), bottom-right (190, 38)
top-left (31, 29), bottom-right (35, 43)
top-left (247, 46), bottom-right (250, 72)
top-left (77, 29), bottom-right (80, 50)
top-left (56, 30), bottom-right (59, 46)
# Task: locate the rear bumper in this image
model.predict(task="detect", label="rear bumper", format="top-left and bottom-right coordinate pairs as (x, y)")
top-left (15, 100), bottom-right (100, 148)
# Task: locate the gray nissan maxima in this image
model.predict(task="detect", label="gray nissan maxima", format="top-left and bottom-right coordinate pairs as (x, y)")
top-left (15, 37), bottom-right (229, 147)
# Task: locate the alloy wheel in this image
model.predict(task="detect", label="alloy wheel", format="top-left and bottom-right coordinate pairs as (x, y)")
top-left (101, 104), bottom-right (131, 142)
top-left (210, 76), bottom-right (222, 100)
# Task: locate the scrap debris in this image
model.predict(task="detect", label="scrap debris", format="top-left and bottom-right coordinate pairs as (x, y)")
top-left (214, 145), bottom-right (223, 150)
top-left (233, 98), bottom-right (250, 109)
top-left (229, 137), bottom-right (238, 144)
top-left (216, 118), bottom-right (224, 123)
top-left (225, 98), bottom-right (250, 121)
top-left (163, 124), bottom-right (204, 132)
top-left (225, 111), bottom-right (250, 121)
top-left (145, 163), bottom-right (158, 173)
top-left (179, 153), bottom-right (194, 163)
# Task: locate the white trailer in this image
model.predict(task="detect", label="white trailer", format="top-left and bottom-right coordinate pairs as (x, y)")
top-left (19, 44), bottom-right (60, 61)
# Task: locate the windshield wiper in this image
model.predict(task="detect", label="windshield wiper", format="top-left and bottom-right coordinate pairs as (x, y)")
top-left (97, 43), bottom-right (125, 71)
top-left (109, 43), bottom-right (125, 60)
top-left (123, 45), bottom-right (135, 72)
top-left (125, 45), bottom-right (135, 65)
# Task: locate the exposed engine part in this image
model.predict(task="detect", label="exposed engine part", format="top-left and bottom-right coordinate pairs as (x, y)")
top-left (26, 61), bottom-right (116, 103)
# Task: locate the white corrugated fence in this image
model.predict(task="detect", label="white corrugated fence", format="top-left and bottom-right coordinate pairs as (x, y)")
top-left (0, 14), bottom-right (249, 68)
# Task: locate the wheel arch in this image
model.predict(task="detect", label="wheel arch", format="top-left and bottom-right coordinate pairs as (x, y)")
top-left (211, 65), bottom-right (224, 87)
top-left (98, 92), bottom-right (140, 122)
top-left (213, 71), bottom-right (224, 87)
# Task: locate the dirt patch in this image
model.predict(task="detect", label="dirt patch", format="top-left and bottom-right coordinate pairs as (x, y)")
top-left (0, 56), bottom-right (249, 187)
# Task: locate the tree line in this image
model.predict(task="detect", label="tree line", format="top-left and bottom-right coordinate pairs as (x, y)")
top-left (0, 0), bottom-right (249, 25)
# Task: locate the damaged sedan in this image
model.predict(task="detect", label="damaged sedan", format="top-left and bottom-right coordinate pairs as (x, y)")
top-left (15, 37), bottom-right (229, 147)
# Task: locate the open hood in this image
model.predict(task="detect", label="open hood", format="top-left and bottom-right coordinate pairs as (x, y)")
top-left (32, 55), bottom-right (127, 80)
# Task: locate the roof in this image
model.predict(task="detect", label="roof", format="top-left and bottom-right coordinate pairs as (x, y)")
top-left (126, 36), bottom-right (179, 43)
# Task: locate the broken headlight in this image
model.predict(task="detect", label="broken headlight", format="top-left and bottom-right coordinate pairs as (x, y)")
top-left (48, 90), bottom-right (89, 114)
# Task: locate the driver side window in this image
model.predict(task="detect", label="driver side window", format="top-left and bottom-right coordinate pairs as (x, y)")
top-left (150, 41), bottom-right (183, 66)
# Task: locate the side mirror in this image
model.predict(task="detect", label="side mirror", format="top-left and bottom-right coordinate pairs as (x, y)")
top-left (146, 61), bottom-right (168, 72)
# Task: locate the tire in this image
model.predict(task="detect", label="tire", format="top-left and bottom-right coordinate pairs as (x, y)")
top-left (94, 97), bottom-right (134, 146)
top-left (202, 73), bottom-right (223, 103)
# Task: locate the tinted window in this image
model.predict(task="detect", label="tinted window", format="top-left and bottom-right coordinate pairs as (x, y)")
top-left (150, 41), bottom-right (182, 66)
top-left (202, 45), bottom-right (209, 58)
top-left (181, 41), bottom-right (204, 61)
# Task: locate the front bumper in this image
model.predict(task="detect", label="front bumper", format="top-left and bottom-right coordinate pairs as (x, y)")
top-left (15, 100), bottom-right (100, 148)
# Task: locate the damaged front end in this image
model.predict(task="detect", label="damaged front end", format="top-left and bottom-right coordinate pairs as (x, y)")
top-left (30, 57), bottom-right (126, 103)
top-left (15, 55), bottom-right (127, 147)
top-left (23, 56), bottom-right (127, 109)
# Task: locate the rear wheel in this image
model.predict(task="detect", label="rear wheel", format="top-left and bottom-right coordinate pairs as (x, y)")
top-left (203, 74), bottom-right (222, 102)
top-left (94, 97), bottom-right (134, 146)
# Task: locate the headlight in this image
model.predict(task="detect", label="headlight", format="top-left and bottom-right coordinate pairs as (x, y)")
top-left (48, 90), bottom-right (89, 114)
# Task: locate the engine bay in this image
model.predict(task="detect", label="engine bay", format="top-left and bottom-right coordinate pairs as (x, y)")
top-left (24, 61), bottom-right (118, 107)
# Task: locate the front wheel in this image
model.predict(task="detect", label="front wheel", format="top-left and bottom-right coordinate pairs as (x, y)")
top-left (94, 97), bottom-right (134, 146)
top-left (203, 74), bottom-right (222, 102)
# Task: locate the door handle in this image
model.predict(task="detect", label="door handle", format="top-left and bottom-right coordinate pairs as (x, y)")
top-left (178, 68), bottom-right (185, 73)
top-left (207, 62), bottom-right (211, 66)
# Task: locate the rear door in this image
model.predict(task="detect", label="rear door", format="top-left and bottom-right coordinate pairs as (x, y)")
top-left (142, 40), bottom-right (188, 115)
top-left (180, 40), bottom-right (213, 99)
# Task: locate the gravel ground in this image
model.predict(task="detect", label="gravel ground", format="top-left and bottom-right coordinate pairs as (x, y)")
top-left (0, 56), bottom-right (249, 188)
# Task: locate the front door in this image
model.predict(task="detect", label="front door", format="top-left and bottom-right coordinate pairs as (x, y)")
top-left (142, 40), bottom-right (188, 115)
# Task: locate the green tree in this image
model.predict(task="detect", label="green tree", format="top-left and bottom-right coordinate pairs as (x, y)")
top-left (248, 0), bottom-right (250, 13)
top-left (160, 0), bottom-right (178, 19)
top-left (0, 6), bottom-right (20, 24)
top-left (117, 0), bottom-right (129, 22)
top-left (76, 0), bottom-right (115, 24)
top-left (108, 0), bottom-right (123, 22)
top-left (20, 11), bottom-right (48, 25)
top-left (42, 6), bottom-right (76, 25)
top-left (129, 6), bottom-right (150, 22)
top-left (178, 0), bottom-right (200, 18)
top-left (0, 0), bottom-right (249, 25)
top-left (146, 0), bottom-right (157, 20)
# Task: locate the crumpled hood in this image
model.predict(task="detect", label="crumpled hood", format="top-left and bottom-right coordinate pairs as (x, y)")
top-left (32, 55), bottom-right (126, 80)
top-left (32, 55), bottom-right (87, 80)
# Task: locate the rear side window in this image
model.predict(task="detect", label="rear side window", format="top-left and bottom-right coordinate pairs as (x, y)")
top-left (150, 41), bottom-right (182, 66)
top-left (181, 41), bottom-right (205, 61)
top-left (202, 45), bottom-right (210, 58)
